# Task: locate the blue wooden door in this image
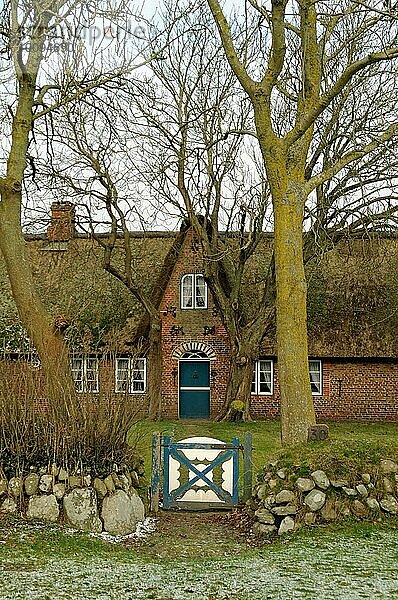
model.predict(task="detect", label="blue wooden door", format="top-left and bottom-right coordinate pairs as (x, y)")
top-left (179, 361), bottom-right (210, 418)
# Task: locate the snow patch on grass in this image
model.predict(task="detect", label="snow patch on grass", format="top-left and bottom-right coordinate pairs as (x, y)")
top-left (88, 517), bottom-right (157, 544)
top-left (1, 530), bottom-right (397, 599)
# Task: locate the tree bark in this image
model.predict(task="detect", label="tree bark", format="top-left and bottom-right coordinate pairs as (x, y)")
top-left (0, 191), bottom-right (75, 404)
top-left (221, 348), bottom-right (255, 422)
top-left (147, 318), bottom-right (163, 419)
top-left (273, 187), bottom-right (316, 444)
top-left (0, 27), bottom-right (75, 405)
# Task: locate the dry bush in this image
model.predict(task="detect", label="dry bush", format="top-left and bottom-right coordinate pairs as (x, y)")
top-left (0, 360), bottom-right (142, 478)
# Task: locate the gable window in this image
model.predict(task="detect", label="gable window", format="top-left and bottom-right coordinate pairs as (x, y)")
top-left (251, 359), bottom-right (273, 395)
top-left (309, 360), bottom-right (322, 395)
top-left (115, 357), bottom-right (146, 393)
top-left (71, 357), bottom-right (99, 393)
top-left (181, 274), bottom-right (207, 309)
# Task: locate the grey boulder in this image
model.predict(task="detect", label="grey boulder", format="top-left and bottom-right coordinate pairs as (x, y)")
top-left (101, 490), bottom-right (145, 536)
top-left (304, 489), bottom-right (326, 511)
top-left (63, 487), bottom-right (102, 532)
top-left (27, 494), bottom-right (59, 522)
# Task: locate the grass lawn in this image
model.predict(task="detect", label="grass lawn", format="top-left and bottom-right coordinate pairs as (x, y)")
top-left (1, 514), bottom-right (397, 599)
top-left (129, 419), bottom-right (398, 482)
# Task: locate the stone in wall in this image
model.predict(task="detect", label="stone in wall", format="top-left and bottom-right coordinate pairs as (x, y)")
top-left (296, 478), bottom-right (314, 492)
top-left (275, 490), bottom-right (295, 504)
top-left (25, 473), bottom-right (39, 496)
top-left (311, 470), bottom-right (330, 490)
top-left (255, 509), bottom-right (275, 525)
top-left (0, 497), bottom-right (17, 514)
top-left (304, 489), bottom-right (326, 512)
top-left (0, 460), bottom-right (145, 536)
top-left (93, 478), bottom-right (107, 500)
top-left (27, 495), bottom-right (59, 522)
top-left (63, 487), bottom-right (102, 533)
top-left (39, 474), bottom-right (53, 493)
top-left (101, 489), bottom-right (145, 535)
top-left (8, 477), bottom-right (23, 498)
top-left (53, 483), bottom-right (66, 500)
top-left (249, 457), bottom-right (398, 539)
top-left (380, 460), bottom-right (398, 474)
top-left (380, 495), bottom-right (398, 515)
top-left (278, 516), bottom-right (295, 535)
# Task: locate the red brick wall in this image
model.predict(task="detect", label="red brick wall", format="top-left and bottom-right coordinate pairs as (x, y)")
top-left (2, 355), bottom-right (397, 421)
top-left (159, 229), bottom-right (231, 418)
top-left (319, 360), bottom-right (398, 421)
top-left (1, 356), bottom-right (149, 417)
top-left (249, 359), bottom-right (398, 422)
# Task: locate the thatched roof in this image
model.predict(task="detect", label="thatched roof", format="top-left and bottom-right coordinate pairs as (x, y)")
top-left (0, 233), bottom-right (176, 353)
top-left (306, 236), bottom-right (398, 358)
top-left (1, 228), bottom-right (397, 358)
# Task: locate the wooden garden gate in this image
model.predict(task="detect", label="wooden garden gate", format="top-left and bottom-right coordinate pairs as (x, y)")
top-left (150, 433), bottom-right (252, 511)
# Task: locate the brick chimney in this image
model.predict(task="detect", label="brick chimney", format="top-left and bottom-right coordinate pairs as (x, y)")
top-left (47, 201), bottom-right (76, 241)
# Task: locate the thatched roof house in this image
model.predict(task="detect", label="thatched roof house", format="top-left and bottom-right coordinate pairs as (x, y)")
top-left (1, 202), bottom-right (397, 421)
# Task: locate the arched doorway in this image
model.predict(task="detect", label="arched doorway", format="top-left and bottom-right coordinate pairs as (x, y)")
top-left (173, 343), bottom-right (215, 419)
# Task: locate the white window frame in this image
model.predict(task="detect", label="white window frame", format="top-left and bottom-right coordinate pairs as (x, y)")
top-left (115, 357), bottom-right (147, 394)
top-left (309, 359), bottom-right (323, 396)
top-left (180, 273), bottom-right (208, 309)
top-left (251, 359), bottom-right (274, 396)
top-left (71, 356), bottom-right (99, 393)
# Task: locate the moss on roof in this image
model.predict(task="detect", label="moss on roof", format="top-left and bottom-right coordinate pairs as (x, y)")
top-left (0, 231), bottom-right (397, 357)
top-left (0, 235), bottom-right (175, 353)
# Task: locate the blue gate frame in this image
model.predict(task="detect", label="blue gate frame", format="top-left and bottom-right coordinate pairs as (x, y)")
top-left (163, 437), bottom-right (239, 510)
top-left (150, 432), bottom-right (253, 512)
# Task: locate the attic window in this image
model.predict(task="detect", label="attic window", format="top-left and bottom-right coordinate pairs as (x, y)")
top-left (115, 357), bottom-right (146, 394)
top-left (71, 356), bottom-right (99, 393)
top-left (181, 274), bottom-right (207, 309)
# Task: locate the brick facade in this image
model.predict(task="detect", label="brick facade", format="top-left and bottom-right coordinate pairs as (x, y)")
top-left (159, 229), bottom-right (231, 419)
top-left (249, 359), bottom-right (398, 421)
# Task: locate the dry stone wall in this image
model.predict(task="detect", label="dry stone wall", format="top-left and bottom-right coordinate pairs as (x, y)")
top-left (0, 462), bottom-right (145, 535)
top-left (247, 458), bottom-right (398, 537)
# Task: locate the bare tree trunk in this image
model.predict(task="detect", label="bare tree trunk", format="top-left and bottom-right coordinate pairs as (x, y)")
top-left (0, 54), bottom-right (75, 405)
top-left (272, 181), bottom-right (316, 445)
top-left (220, 349), bottom-right (254, 422)
top-left (0, 191), bottom-right (75, 404)
top-left (147, 318), bottom-right (162, 419)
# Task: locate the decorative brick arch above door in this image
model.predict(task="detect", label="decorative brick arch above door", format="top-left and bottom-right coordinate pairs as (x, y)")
top-left (172, 341), bottom-right (216, 360)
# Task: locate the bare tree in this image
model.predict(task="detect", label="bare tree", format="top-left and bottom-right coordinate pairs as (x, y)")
top-left (28, 1), bottom-right (398, 433)
top-left (37, 94), bottom-right (169, 418)
top-left (124, 5), bottom-right (278, 421)
top-left (121, 2), bottom-right (398, 426)
top-left (0, 0), bottom-right (152, 402)
top-left (204, 0), bottom-right (398, 444)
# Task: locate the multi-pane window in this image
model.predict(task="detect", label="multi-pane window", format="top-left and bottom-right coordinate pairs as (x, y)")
top-left (309, 360), bottom-right (322, 395)
top-left (251, 360), bottom-right (273, 395)
top-left (251, 359), bottom-right (323, 396)
top-left (181, 274), bottom-right (207, 309)
top-left (71, 357), bottom-right (99, 393)
top-left (115, 358), bottom-right (146, 394)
